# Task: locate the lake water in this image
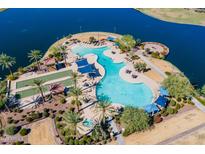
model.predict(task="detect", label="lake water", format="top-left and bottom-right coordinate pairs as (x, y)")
top-left (0, 9), bottom-right (205, 87)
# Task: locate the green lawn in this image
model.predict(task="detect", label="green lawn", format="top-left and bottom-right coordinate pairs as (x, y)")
top-left (137, 8), bottom-right (205, 27)
top-left (16, 70), bottom-right (72, 89)
top-left (16, 78), bottom-right (74, 99)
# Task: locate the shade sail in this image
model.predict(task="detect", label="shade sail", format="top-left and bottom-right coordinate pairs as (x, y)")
top-left (155, 96), bottom-right (168, 108)
top-left (160, 86), bottom-right (169, 97)
top-left (145, 103), bottom-right (160, 114)
top-left (78, 64), bottom-right (94, 74)
top-left (76, 58), bottom-right (89, 67)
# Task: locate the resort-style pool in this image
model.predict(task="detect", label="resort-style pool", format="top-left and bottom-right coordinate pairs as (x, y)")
top-left (72, 46), bottom-right (153, 108)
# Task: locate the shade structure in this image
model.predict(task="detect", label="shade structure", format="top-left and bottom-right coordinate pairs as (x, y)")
top-left (44, 58), bottom-right (55, 66)
top-left (155, 96), bottom-right (168, 108)
top-left (76, 58), bottom-right (89, 68)
top-left (55, 62), bottom-right (66, 70)
top-left (107, 36), bottom-right (116, 42)
top-left (160, 86), bottom-right (169, 97)
top-left (88, 70), bottom-right (101, 78)
top-left (145, 103), bottom-right (160, 114)
top-left (78, 64), bottom-right (94, 74)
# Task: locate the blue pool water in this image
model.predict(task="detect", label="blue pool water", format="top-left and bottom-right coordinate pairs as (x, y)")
top-left (83, 119), bottom-right (94, 127)
top-left (72, 46), bottom-right (153, 108)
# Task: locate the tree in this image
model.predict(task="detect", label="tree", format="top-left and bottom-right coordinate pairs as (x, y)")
top-left (115, 35), bottom-right (136, 52)
top-left (120, 106), bottom-right (151, 136)
top-left (62, 111), bottom-right (82, 137)
top-left (134, 62), bottom-right (147, 72)
top-left (28, 50), bottom-right (42, 71)
top-left (162, 73), bottom-right (194, 99)
top-left (89, 36), bottom-right (96, 43)
top-left (33, 79), bottom-right (45, 102)
top-left (94, 100), bottom-right (116, 124)
top-left (135, 38), bottom-right (142, 46)
top-left (59, 45), bottom-right (67, 64)
top-left (201, 85), bottom-right (205, 96)
top-left (71, 71), bottom-right (78, 88)
top-left (53, 50), bottom-right (62, 63)
top-left (0, 53), bottom-right (16, 77)
top-left (69, 87), bottom-right (82, 112)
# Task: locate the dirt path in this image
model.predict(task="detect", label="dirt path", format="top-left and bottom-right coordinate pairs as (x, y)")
top-left (123, 108), bottom-right (205, 144)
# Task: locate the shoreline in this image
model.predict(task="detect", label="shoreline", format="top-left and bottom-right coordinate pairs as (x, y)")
top-left (136, 9), bottom-right (205, 27)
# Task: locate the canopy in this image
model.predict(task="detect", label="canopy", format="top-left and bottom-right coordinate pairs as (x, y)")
top-left (78, 64), bottom-right (94, 74)
top-left (76, 58), bottom-right (89, 68)
top-left (145, 103), bottom-right (159, 114)
top-left (160, 86), bottom-right (169, 97)
top-left (88, 70), bottom-right (101, 78)
top-left (55, 62), bottom-right (65, 70)
top-left (107, 36), bottom-right (116, 42)
top-left (155, 96), bottom-right (168, 108)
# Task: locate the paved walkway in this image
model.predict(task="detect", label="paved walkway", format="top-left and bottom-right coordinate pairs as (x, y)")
top-left (139, 54), bottom-right (205, 113)
top-left (109, 119), bottom-right (125, 145)
top-left (139, 54), bottom-right (167, 78)
top-left (157, 122), bottom-right (205, 145)
top-left (192, 97), bottom-right (205, 112)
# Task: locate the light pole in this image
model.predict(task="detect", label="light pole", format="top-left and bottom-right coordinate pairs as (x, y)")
top-left (80, 26), bottom-right (82, 33)
top-left (114, 26), bottom-right (117, 33)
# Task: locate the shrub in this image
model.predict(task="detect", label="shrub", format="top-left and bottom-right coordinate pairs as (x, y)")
top-left (22, 115), bottom-right (27, 118)
top-left (175, 103), bottom-right (181, 110)
top-left (13, 120), bottom-right (19, 124)
top-left (55, 116), bottom-right (62, 122)
top-left (162, 111), bottom-right (169, 117)
top-left (56, 123), bottom-right (62, 129)
top-left (177, 97), bottom-right (182, 102)
top-left (50, 113), bottom-right (55, 119)
top-left (167, 107), bottom-right (174, 114)
top-left (48, 54), bottom-right (54, 58)
top-left (7, 118), bottom-right (14, 124)
top-left (60, 97), bottom-right (66, 104)
top-left (31, 112), bottom-right (42, 120)
top-left (7, 74), bottom-right (17, 81)
top-left (68, 138), bottom-right (74, 145)
top-left (122, 129), bottom-right (130, 137)
top-left (43, 108), bottom-right (49, 113)
top-left (18, 67), bottom-right (26, 75)
top-left (74, 139), bottom-right (79, 145)
top-left (19, 128), bottom-right (28, 136)
top-left (170, 100), bottom-right (176, 106)
top-left (151, 52), bottom-right (161, 59)
top-left (58, 110), bottom-right (64, 114)
top-left (0, 129), bottom-right (4, 137)
top-left (12, 141), bottom-right (24, 145)
top-left (43, 111), bottom-right (49, 117)
top-left (6, 126), bottom-right (20, 135)
top-left (26, 117), bottom-right (33, 123)
top-left (165, 71), bottom-right (172, 76)
top-left (120, 107), bottom-right (151, 136)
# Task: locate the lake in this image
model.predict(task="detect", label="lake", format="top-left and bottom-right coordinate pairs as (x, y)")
top-left (0, 8), bottom-right (204, 87)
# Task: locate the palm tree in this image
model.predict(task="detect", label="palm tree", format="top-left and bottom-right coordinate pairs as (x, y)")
top-left (49, 83), bottom-right (62, 96)
top-left (95, 100), bottom-right (116, 124)
top-left (71, 71), bottom-right (78, 88)
top-left (59, 46), bottom-right (67, 64)
top-left (69, 87), bottom-right (82, 112)
top-left (28, 50), bottom-right (42, 71)
top-left (62, 111), bottom-right (82, 137)
top-left (0, 53), bottom-right (16, 77)
top-left (33, 79), bottom-right (45, 102)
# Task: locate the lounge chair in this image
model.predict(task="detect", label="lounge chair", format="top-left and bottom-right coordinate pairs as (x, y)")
top-left (132, 74), bottom-right (138, 78)
top-left (126, 69), bottom-right (132, 74)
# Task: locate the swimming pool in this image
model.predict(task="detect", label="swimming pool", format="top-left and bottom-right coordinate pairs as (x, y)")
top-left (72, 46), bottom-right (153, 108)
